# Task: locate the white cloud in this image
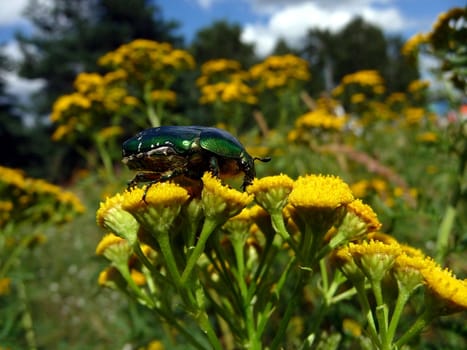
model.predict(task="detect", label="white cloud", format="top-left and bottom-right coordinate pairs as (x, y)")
top-left (196, 0), bottom-right (221, 10)
top-left (241, 1), bottom-right (409, 56)
top-left (2, 41), bottom-right (44, 102)
top-left (0, 0), bottom-right (29, 26)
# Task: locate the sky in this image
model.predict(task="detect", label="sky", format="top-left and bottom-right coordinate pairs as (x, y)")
top-left (0, 0), bottom-right (465, 98)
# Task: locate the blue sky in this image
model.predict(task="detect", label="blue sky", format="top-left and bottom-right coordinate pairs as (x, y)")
top-left (159, 0), bottom-right (465, 55)
top-left (0, 0), bottom-right (464, 97)
top-left (1, 0), bottom-right (465, 55)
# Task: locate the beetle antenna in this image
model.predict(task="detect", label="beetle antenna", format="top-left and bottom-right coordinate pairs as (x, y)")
top-left (254, 156), bottom-right (271, 163)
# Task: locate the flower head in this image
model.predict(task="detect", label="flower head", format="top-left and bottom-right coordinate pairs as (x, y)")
top-left (347, 240), bottom-right (401, 282)
top-left (422, 263), bottom-right (467, 315)
top-left (96, 193), bottom-right (139, 244)
top-left (247, 174), bottom-right (294, 213)
top-left (201, 172), bottom-right (252, 222)
top-left (288, 174), bottom-right (354, 235)
top-left (122, 183), bottom-right (189, 237)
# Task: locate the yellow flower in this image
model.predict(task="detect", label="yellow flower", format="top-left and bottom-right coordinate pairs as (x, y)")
top-left (201, 172), bottom-right (252, 221)
top-left (98, 266), bottom-right (126, 289)
top-left (342, 318), bottom-right (362, 337)
top-left (0, 277), bottom-right (11, 296)
top-left (408, 79), bottom-right (430, 93)
top-left (341, 70), bottom-right (384, 87)
top-left (146, 340), bottom-right (165, 350)
top-left (347, 240), bottom-right (401, 281)
top-left (96, 233), bottom-right (126, 255)
top-left (393, 253), bottom-right (429, 292)
top-left (346, 199), bottom-right (382, 233)
top-left (222, 207), bottom-right (253, 236)
top-left (200, 59), bottom-right (242, 77)
top-left (350, 180), bottom-right (369, 198)
top-left (130, 269), bottom-right (147, 286)
top-left (295, 109), bottom-right (346, 130)
top-left (331, 246), bottom-right (366, 284)
top-left (416, 132), bottom-right (438, 143)
top-left (367, 232), bottom-right (399, 245)
top-left (288, 174), bottom-right (354, 235)
top-left (150, 89), bottom-right (177, 104)
top-left (122, 183), bottom-right (189, 237)
top-left (289, 174), bottom-right (354, 209)
top-left (404, 107), bottom-right (425, 124)
top-left (401, 33), bottom-right (427, 56)
top-left (422, 263), bottom-right (467, 315)
top-left (247, 174), bottom-right (294, 213)
top-left (250, 54), bottom-right (310, 90)
top-left (351, 93), bottom-right (366, 104)
top-left (97, 126), bottom-right (124, 140)
top-left (96, 193), bottom-right (139, 243)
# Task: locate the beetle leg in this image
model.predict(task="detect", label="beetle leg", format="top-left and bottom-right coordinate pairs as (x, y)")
top-left (127, 172), bottom-right (162, 189)
top-left (208, 156), bottom-right (220, 177)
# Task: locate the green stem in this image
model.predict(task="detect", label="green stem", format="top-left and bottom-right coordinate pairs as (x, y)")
top-left (95, 136), bottom-right (115, 182)
top-left (231, 233), bottom-right (261, 350)
top-left (144, 81), bottom-right (160, 127)
top-left (181, 217), bottom-right (219, 286)
top-left (156, 231), bottom-right (182, 286)
top-left (372, 280), bottom-right (389, 350)
top-left (0, 234), bottom-right (36, 277)
top-left (395, 309), bottom-right (432, 348)
top-left (354, 280), bottom-right (381, 348)
top-left (435, 205), bottom-right (456, 263)
top-left (386, 288), bottom-right (411, 346)
top-left (17, 278), bottom-right (37, 350)
top-left (270, 211), bottom-right (298, 252)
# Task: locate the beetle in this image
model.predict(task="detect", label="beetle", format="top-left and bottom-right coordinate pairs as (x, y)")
top-left (122, 126), bottom-right (270, 191)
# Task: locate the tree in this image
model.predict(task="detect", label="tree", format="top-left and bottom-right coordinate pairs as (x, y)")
top-left (17, 0), bottom-right (182, 116)
top-left (190, 20), bottom-right (256, 67)
top-left (0, 48), bottom-right (50, 177)
top-left (303, 17), bottom-right (419, 93)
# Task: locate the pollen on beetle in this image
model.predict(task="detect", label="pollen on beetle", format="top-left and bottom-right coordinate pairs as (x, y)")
top-left (247, 174), bottom-right (294, 213)
top-left (201, 172), bottom-right (253, 220)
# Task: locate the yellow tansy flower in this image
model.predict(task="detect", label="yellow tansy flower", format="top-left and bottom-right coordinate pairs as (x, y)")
top-left (96, 193), bottom-right (139, 243)
top-left (346, 199), bottom-right (382, 233)
top-left (247, 174), bottom-right (294, 213)
top-left (122, 183), bottom-right (189, 236)
top-left (96, 233), bottom-right (126, 255)
top-left (201, 172), bottom-right (252, 221)
top-left (422, 264), bottom-right (467, 314)
top-left (289, 174), bottom-right (354, 209)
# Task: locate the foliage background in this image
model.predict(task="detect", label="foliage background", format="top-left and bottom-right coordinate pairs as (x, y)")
top-left (0, 0), bottom-right (465, 349)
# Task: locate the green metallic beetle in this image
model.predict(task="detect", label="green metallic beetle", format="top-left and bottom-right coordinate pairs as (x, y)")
top-left (122, 126), bottom-right (270, 190)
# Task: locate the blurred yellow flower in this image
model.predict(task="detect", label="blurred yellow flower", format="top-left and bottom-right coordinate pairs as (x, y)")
top-left (402, 33), bottom-right (427, 56)
top-left (250, 54), bottom-right (310, 90)
top-left (341, 70), bottom-right (384, 87)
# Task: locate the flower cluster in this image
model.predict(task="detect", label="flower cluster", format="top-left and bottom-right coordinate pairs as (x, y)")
top-left (332, 70), bottom-right (385, 110)
top-left (332, 238), bottom-right (467, 348)
top-left (98, 39), bottom-right (195, 84)
top-left (0, 165), bottom-right (85, 228)
top-left (249, 54), bottom-right (310, 91)
top-left (95, 171), bottom-right (398, 348)
top-left (197, 59), bottom-right (257, 105)
top-left (51, 71), bottom-right (134, 142)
